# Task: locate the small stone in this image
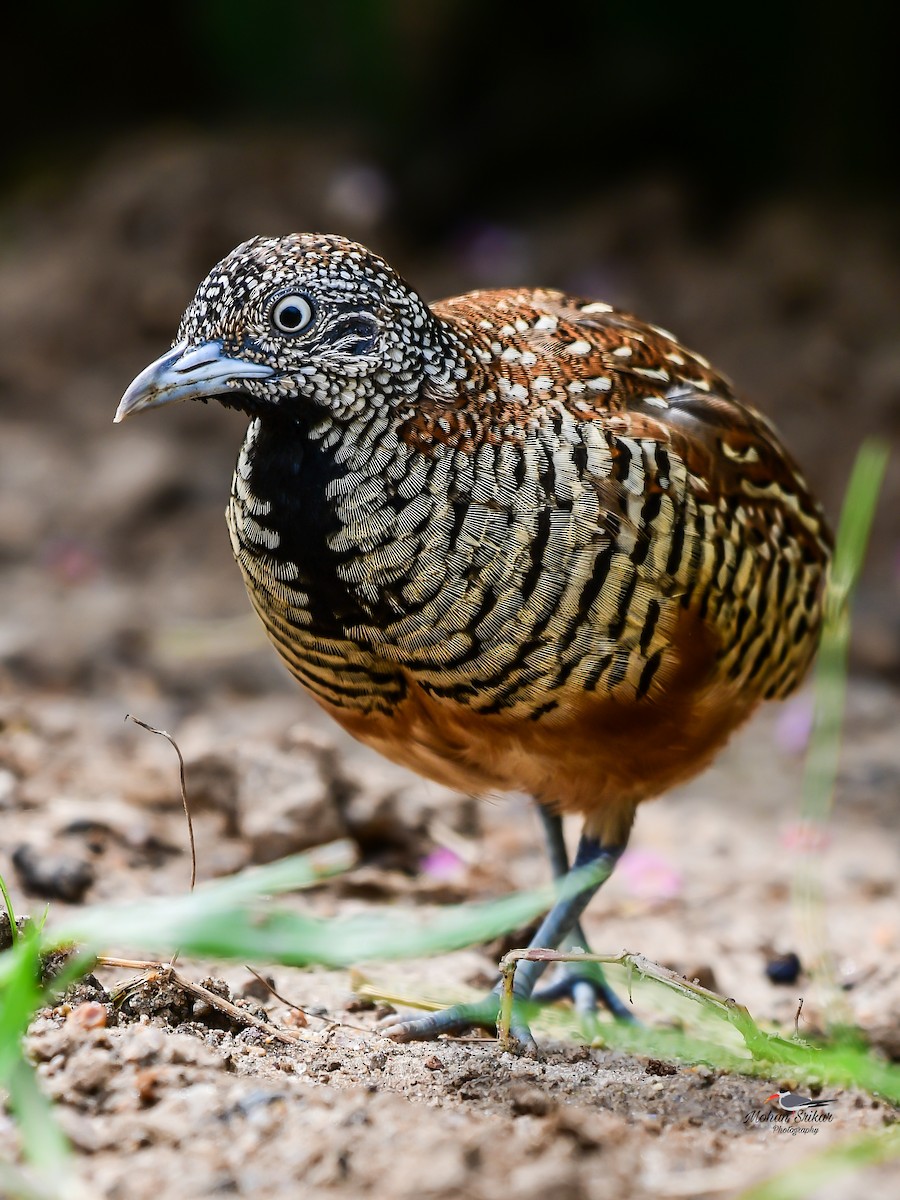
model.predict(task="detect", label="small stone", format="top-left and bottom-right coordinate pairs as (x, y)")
top-left (683, 963), bottom-right (720, 992)
top-left (0, 911), bottom-right (34, 951)
top-left (119, 1026), bottom-right (167, 1064)
top-left (65, 1002), bottom-right (108, 1032)
top-left (237, 747), bottom-right (345, 863)
top-left (766, 951), bottom-right (802, 985)
top-left (423, 1055), bottom-right (444, 1071)
top-left (645, 1058), bottom-right (677, 1076)
top-left (184, 752), bottom-right (241, 836)
top-left (0, 767), bottom-right (18, 807)
top-left (508, 1084), bottom-right (554, 1116)
top-left (134, 1067), bottom-right (162, 1106)
top-left (344, 997), bottom-right (377, 1013)
top-left (866, 1022), bottom-right (900, 1062)
top-left (12, 844), bottom-right (94, 903)
top-left (239, 972), bottom-right (276, 1002)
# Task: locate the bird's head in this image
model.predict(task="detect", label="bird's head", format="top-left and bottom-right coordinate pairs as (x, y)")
top-left (115, 233), bottom-right (462, 425)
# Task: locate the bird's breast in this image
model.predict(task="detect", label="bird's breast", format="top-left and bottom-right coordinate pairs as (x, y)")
top-left (226, 412), bottom-right (700, 722)
top-left (225, 403), bottom-right (828, 750)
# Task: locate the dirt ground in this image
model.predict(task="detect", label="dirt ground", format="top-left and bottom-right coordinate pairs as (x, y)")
top-left (1, 132), bottom-right (898, 1199)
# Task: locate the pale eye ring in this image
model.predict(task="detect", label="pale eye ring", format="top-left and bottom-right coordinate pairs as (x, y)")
top-left (270, 293), bottom-right (315, 335)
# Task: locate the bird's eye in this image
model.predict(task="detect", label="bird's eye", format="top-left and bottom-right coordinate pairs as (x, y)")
top-left (271, 294), bottom-right (315, 335)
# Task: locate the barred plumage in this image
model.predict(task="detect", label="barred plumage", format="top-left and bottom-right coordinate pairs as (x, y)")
top-left (116, 233), bottom-right (832, 1045)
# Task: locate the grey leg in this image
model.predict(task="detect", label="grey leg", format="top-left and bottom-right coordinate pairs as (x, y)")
top-left (536, 807), bottom-right (593, 950)
top-left (533, 808), bottom-right (636, 1023)
top-left (383, 827), bottom-right (625, 1047)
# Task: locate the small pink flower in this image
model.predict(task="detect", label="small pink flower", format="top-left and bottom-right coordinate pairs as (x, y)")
top-left (780, 821), bottom-right (831, 853)
top-left (41, 537), bottom-right (101, 585)
top-left (774, 695), bottom-right (815, 756)
top-left (617, 848), bottom-right (682, 899)
top-left (419, 846), bottom-right (465, 880)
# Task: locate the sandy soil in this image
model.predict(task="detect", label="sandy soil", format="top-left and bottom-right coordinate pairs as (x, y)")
top-left (1, 132), bottom-right (898, 1199)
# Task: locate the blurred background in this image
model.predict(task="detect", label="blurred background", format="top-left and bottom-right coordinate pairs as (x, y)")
top-left (2, 0), bottom-right (899, 698)
top-left (1, 5), bottom-right (899, 1076)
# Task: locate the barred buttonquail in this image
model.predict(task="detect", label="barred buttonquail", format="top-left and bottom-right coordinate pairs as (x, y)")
top-left (116, 233), bottom-right (832, 1046)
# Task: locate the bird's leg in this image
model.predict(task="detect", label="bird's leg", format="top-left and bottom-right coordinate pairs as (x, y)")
top-left (382, 827), bottom-right (626, 1048)
top-left (531, 808), bottom-right (635, 1024)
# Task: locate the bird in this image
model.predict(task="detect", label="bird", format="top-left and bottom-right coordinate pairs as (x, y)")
top-left (765, 1090), bottom-right (836, 1112)
top-left (115, 232), bottom-right (832, 1047)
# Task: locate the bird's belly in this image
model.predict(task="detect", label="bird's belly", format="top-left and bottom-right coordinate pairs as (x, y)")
top-left (316, 605), bottom-right (751, 844)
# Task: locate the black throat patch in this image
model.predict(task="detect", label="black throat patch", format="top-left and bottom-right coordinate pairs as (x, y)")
top-left (234, 415), bottom-right (377, 634)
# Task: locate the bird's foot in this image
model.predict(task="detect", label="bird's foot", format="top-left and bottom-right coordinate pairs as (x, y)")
top-left (381, 991), bottom-right (539, 1052)
top-left (379, 968), bottom-right (635, 1049)
top-left (532, 961), bottom-right (637, 1029)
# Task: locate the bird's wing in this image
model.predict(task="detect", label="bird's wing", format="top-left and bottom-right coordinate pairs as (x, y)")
top-left (531, 293), bottom-right (828, 548)
top-left (417, 289), bottom-right (831, 704)
top-left (431, 287), bottom-right (829, 565)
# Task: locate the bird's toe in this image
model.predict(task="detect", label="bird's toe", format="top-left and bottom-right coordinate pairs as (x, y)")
top-left (378, 993), bottom-right (541, 1051)
top-left (533, 964), bottom-right (638, 1026)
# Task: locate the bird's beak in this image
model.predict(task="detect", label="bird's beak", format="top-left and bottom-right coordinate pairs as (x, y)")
top-left (114, 340), bottom-right (276, 422)
top-left (765, 1094), bottom-right (779, 1103)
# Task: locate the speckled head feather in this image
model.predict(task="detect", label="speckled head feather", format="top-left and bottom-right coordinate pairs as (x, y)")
top-left (174, 232), bottom-right (464, 420)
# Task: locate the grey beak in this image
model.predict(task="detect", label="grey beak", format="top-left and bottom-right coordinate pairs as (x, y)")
top-left (114, 340), bottom-right (276, 422)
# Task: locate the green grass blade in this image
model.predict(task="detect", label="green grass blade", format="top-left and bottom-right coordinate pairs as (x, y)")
top-left (4, 1058), bottom-right (70, 1178)
top-left (54, 868), bottom-right (579, 968)
top-left (800, 438), bottom-right (889, 824)
top-left (0, 933), bottom-right (71, 1184)
top-left (0, 1162), bottom-right (66, 1200)
top-left (0, 937), bottom-right (43, 1089)
top-left (45, 838), bottom-right (357, 955)
top-left (0, 872), bottom-right (18, 944)
top-left (828, 440), bottom-right (890, 605)
top-left (793, 440), bottom-right (889, 1025)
